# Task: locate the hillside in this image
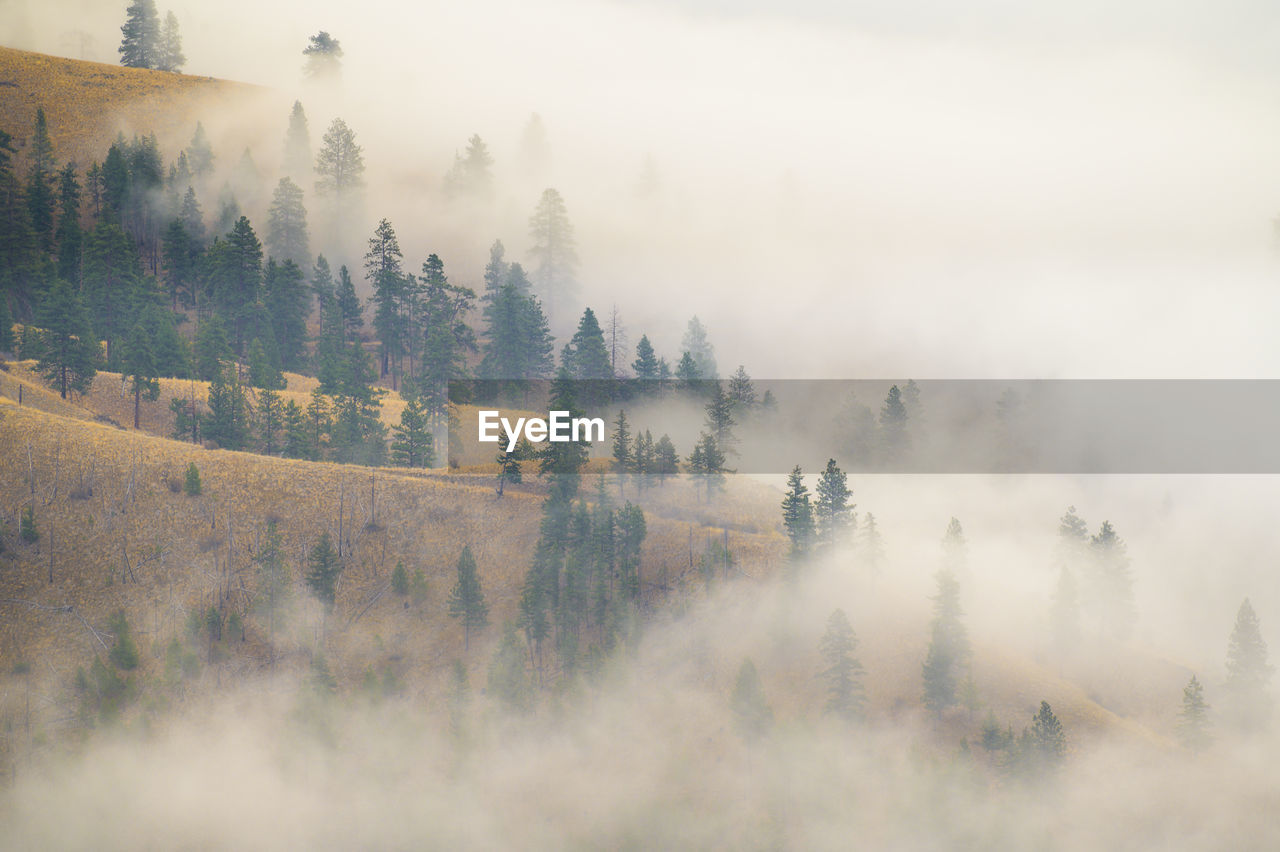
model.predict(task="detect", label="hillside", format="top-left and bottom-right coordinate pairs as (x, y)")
top-left (0, 45), bottom-right (264, 170)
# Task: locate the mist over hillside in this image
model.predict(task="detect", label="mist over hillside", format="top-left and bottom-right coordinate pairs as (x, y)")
top-left (2, 0), bottom-right (1280, 848)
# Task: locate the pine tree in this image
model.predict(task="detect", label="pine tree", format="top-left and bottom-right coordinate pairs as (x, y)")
top-left (780, 465), bottom-right (815, 559)
top-left (527, 187), bottom-right (578, 317)
top-left (183, 462), bottom-right (201, 495)
top-left (1049, 565), bottom-right (1081, 657)
top-left (257, 388), bottom-right (284, 454)
top-left (1177, 675), bottom-right (1212, 752)
top-left (922, 569), bottom-right (970, 715)
top-left (391, 396), bottom-right (434, 467)
top-left (814, 459), bottom-right (854, 551)
top-left (675, 350), bottom-right (703, 395)
top-left (879, 384), bottom-right (909, 464)
top-left (265, 178), bottom-right (309, 267)
top-left (25, 108), bottom-right (56, 253)
top-left (205, 364), bottom-right (252, 450)
top-left (0, 292), bottom-right (13, 352)
top-left (107, 610), bottom-right (140, 670)
top-left (122, 321), bottom-right (159, 429)
top-left (118, 0), bottom-right (160, 68)
top-left (305, 531), bottom-right (342, 610)
top-left (631, 334), bottom-right (660, 387)
top-left (443, 134), bottom-right (494, 200)
top-left (653, 434), bottom-right (679, 483)
top-left (418, 254), bottom-right (477, 417)
top-left (365, 218), bottom-right (405, 382)
top-left (687, 432), bottom-right (727, 502)
top-left (611, 409), bottom-right (633, 479)
top-left (155, 11), bottom-right (185, 72)
top-left (56, 162), bottom-right (83, 282)
top-left (1057, 505), bottom-right (1089, 564)
top-left (1225, 598), bottom-right (1274, 731)
top-left (82, 219), bottom-right (143, 364)
top-left (302, 31), bottom-right (343, 81)
top-left (247, 336), bottom-right (284, 390)
top-left (1090, 520), bottom-right (1135, 642)
top-left (448, 546), bottom-right (490, 652)
top-left (681, 316), bottom-right (717, 379)
top-left (703, 381), bottom-right (737, 453)
top-left (487, 623), bottom-right (532, 713)
top-left (819, 608), bottom-right (866, 721)
top-left (730, 658), bottom-right (773, 742)
top-left (186, 123), bottom-right (214, 179)
top-left (537, 371), bottom-right (591, 497)
top-left (1026, 700), bottom-right (1067, 773)
top-left (561, 306), bottom-right (612, 403)
top-left (193, 315), bottom-right (231, 381)
top-left (36, 279), bottom-right (99, 399)
top-left (254, 520), bottom-right (288, 657)
top-left (0, 129), bottom-right (38, 298)
top-left (942, 517), bottom-right (967, 576)
top-left (727, 365), bottom-right (756, 413)
top-left (282, 101), bottom-right (312, 184)
top-left (315, 117), bottom-right (363, 204)
top-left (496, 439), bottom-right (528, 497)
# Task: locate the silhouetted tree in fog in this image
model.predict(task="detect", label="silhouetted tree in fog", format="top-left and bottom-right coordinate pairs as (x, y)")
top-left (1225, 598), bottom-right (1274, 732)
top-left (819, 608), bottom-right (865, 722)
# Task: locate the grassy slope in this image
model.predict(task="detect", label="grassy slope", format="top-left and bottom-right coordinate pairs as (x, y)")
top-left (0, 45), bottom-right (262, 170)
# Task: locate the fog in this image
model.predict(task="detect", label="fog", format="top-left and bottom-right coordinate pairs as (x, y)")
top-left (5, 0), bottom-right (1280, 846)
top-left (10, 0), bottom-right (1280, 375)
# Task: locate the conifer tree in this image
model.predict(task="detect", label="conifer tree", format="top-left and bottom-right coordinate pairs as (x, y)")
top-left (443, 134), bottom-right (495, 200)
top-left (448, 546), bottom-right (490, 652)
top-left (265, 177), bottom-right (309, 267)
top-left (653, 434), bottom-right (679, 483)
top-left (365, 218), bottom-right (405, 382)
top-left (257, 388), bottom-right (284, 454)
top-left (688, 432), bottom-right (727, 502)
top-left (704, 381), bottom-right (737, 453)
top-left (282, 101), bottom-right (312, 184)
top-left (631, 334), bottom-right (660, 387)
top-left (122, 321), bottom-right (160, 429)
top-left (1090, 520), bottom-right (1135, 642)
top-left (315, 118), bottom-right (363, 206)
top-left (118, 0), bottom-right (160, 68)
top-left (780, 465), bottom-right (815, 559)
top-left (25, 108), bottom-right (56, 253)
top-left (681, 316), bottom-right (717, 380)
top-left (418, 254), bottom-right (477, 417)
top-left (36, 279), bottom-right (98, 399)
top-left (1225, 598), bottom-right (1274, 731)
top-left (611, 409), bottom-right (633, 476)
top-left (488, 623), bottom-right (532, 713)
top-left (302, 32), bottom-right (343, 81)
top-left (1057, 505), bottom-right (1089, 565)
top-left (255, 520), bottom-right (288, 655)
top-left (1178, 674), bottom-right (1212, 752)
top-left (861, 514), bottom-right (885, 572)
top-left (879, 384), bottom-right (909, 464)
top-left (528, 187), bottom-right (577, 317)
top-left (819, 608), bottom-right (866, 721)
top-left (0, 293), bottom-right (13, 353)
top-left (922, 569), bottom-right (970, 715)
top-left (193, 315), bottom-right (231, 381)
top-left (156, 11), bottom-right (185, 72)
top-left (496, 439), bottom-right (529, 497)
top-left (814, 459), bottom-right (854, 551)
top-left (305, 531), bottom-right (342, 610)
top-left (730, 658), bottom-right (773, 743)
top-left (942, 517), bottom-right (967, 576)
top-left (205, 364), bottom-right (252, 450)
top-left (727, 365), bottom-right (757, 413)
top-left (1026, 700), bottom-right (1067, 773)
top-left (186, 122), bottom-right (215, 179)
top-left (561, 306), bottom-right (612, 404)
top-left (56, 162), bottom-right (83, 282)
top-left (391, 396), bottom-right (434, 467)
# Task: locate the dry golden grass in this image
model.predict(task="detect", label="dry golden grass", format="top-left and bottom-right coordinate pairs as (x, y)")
top-left (0, 46), bottom-right (264, 171)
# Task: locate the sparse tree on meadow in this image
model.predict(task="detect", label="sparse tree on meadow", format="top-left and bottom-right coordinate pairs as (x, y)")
top-left (118, 0), bottom-right (160, 68)
top-left (122, 321), bottom-right (160, 429)
top-left (391, 396), bottom-right (434, 468)
top-left (305, 531), bottom-right (342, 610)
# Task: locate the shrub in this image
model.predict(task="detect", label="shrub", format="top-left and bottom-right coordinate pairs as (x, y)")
top-left (107, 610), bottom-right (139, 671)
top-left (391, 561), bottom-right (409, 596)
top-left (19, 505), bottom-right (37, 544)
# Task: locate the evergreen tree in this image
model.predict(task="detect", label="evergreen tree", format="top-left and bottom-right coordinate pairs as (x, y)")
top-left (730, 658), bottom-right (773, 742)
top-left (1225, 598), bottom-right (1274, 731)
top-left (478, 279), bottom-right (554, 397)
top-left (527, 187), bottom-right (578, 317)
top-left (122, 321), bottom-right (159, 429)
top-left (263, 257), bottom-right (308, 371)
top-left (282, 101), bottom-right (312, 184)
top-left (161, 219), bottom-right (196, 308)
top-left (879, 384), bottom-right (909, 464)
top-left (302, 31), bottom-right (343, 81)
top-left (1057, 505), bottom-right (1089, 564)
top-left (1090, 520), bottom-right (1135, 642)
top-left (183, 462), bottom-right (201, 495)
top-left (632, 429), bottom-right (654, 490)
top-left (687, 432), bottom-right (727, 502)
top-left (653, 434), bottom-right (679, 483)
top-left (247, 336), bottom-right (284, 390)
top-left (1022, 700), bottom-right (1068, 775)
top-left (391, 396), bottom-right (434, 467)
top-left (54, 162), bottom-right (83, 281)
top-left (814, 459), bottom-right (854, 551)
top-left (443, 134), bottom-right (494, 200)
top-left (727, 365), bottom-right (757, 413)
top-left (704, 381), bottom-right (737, 453)
top-left (780, 465), bottom-right (815, 559)
top-left (1049, 565), bottom-right (1081, 657)
top-left (922, 569), bottom-right (970, 715)
top-left (631, 334), bottom-right (660, 387)
top-left (819, 608), bottom-right (866, 721)
top-left (257, 388), bottom-right (284, 454)
top-left (107, 610), bottom-right (140, 670)
top-left (265, 177), bottom-right (309, 267)
top-left (204, 364), bottom-right (252, 450)
top-left (496, 438), bottom-right (528, 497)
top-left (186, 122), bottom-right (215, 179)
top-left (193, 315), bottom-right (231, 381)
top-left (315, 117), bottom-right (363, 206)
top-left (674, 350), bottom-right (703, 395)
top-left (118, 0), bottom-right (160, 68)
top-left (0, 129), bottom-right (38, 299)
top-left (448, 546), bottom-right (490, 652)
top-left (25, 108), bottom-right (56, 253)
top-left (179, 186), bottom-right (204, 242)
top-left (305, 531), bottom-right (342, 610)
top-left (1177, 674), bottom-right (1212, 752)
top-left (487, 623), bottom-right (532, 713)
top-left (418, 254), bottom-right (477, 418)
top-left (365, 218), bottom-right (405, 382)
top-left (611, 409), bottom-right (633, 477)
top-left (82, 219), bottom-right (143, 364)
top-left (942, 517), bottom-right (967, 576)
top-left (156, 11), bottom-right (185, 72)
top-left (561, 306), bottom-right (612, 404)
top-left (0, 293), bottom-right (13, 352)
top-left (482, 239), bottom-right (510, 300)
top-left (681, 316), bottom-right (717, 379)
top-left (537, 370), bottom-right (590, 495)
top-left (35, 279), bottom-right (99, 399)
top-left (255, 520), bottom-right (288, 653)
top-left (861, 512), bottom-right (885, 572)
